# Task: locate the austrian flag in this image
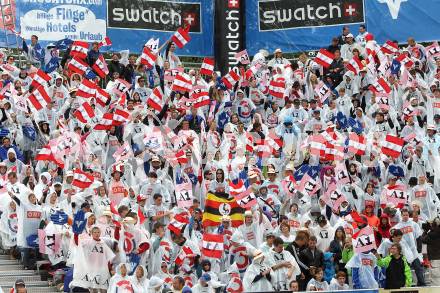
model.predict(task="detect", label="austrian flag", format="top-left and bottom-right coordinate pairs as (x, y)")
top-left (348, 132), bottom-right (366, 155)
top-left (222, 69), bottom-right (240, 89)
top-left (172, 72), bottom-right (192, 92)
top-left (310, 135), bottom-right (327, 157)
top-left (92, 55), bottom-right (109, 78)
top-left (70, 41), bottom-right (89, 59)
top-left (140, 46), bottom-right (157, 68)
top-left (190, 86), bottom-right (210, 108)
top-left (168, 214), bottom-right (189, 235)
top-left (76, 79), bottom-right (97, 99)
top-left (72, 169), bottom-right (95, 189)
top-left (381, 134), bottom-right (404, 158)
top-left (202, 233), bottom-right (224, 259)
top-left (314, 49), bottom-right (334, 68)
top-left (381, 40), bottom-right (399, 55)
top-left (172, 26), bottom-right (191, 48)
top-left (95, 87), bottom-right (110, 107)
top-left (28, 86), bottom-right (51, 111)
top-left (370, 78), bottom-right (391, 94)
top-left (147, 87), bottom-right (164, 112)
top-left (74, 102), bottom-right (95, 124)
top-left (347, 56), bottom-right (364, 75)
top-left (98, 36), bottom-right (112, 48)
top-left (269, 79), bottom-right (286, 99)
top-left (396, 54), bottom-right (414, 68)
top-left (200, 58), bottom-right (214, 76)
top-left (68, 57), bottom-right (88, 75)
top-left (31, 69), bottom-right (51, 89)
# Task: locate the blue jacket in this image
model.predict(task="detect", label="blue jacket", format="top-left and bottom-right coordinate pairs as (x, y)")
top-left (0, 145), bottom-right (24, 162)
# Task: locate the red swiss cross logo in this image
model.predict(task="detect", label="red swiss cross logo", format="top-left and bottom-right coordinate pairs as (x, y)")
top-left (344, 3), bottom-right (358, 17)
top-left (228, 0), bottom-right (240, 9)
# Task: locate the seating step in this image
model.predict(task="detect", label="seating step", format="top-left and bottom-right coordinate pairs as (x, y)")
top-left (0, 280), bottom-right (49, 287)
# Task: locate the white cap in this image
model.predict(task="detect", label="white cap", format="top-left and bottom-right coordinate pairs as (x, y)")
top-left (346, 33), bottom-right (354, 38)
top-left (274, 48), bottom-right (282, 54)
top-left (285, 162), bottom-right (295, 171)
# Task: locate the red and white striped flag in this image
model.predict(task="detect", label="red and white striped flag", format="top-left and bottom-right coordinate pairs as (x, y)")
top-left (140, 46), bottom-right (157, 68)
top-left (229, 180), bottom-right (246, 195)
top-left (76, 79), bottom-right (97, 99)
top-left (95, 87), bottom-right (110, 107)
top-left (190, 85), bottom-right (210, 108)
top-left (113, 108), bottom-right (130, 124)
top-left (396, 54), bottom-right (414, 68)
top-left (222, 69), bottom-right (240, 89)
top-left (369, 77), bottom-right (391, 94)
top-left (381, 134), bottom-right (404, 158)
top-left (72, 168), bottom-right (95, 189)
top-left (164, 148), bottom-right (188, 167)
top-left (200, 58), bottom-right (214, 76)
top-left (74, 102), bottom-right (95, 123)
top-left (314, 81), bottom-right (332, 103)
top-left (346, 56), bottom-right (364, 75)
top-left (168, 214), bottom-right (190, 236)
top-left (68, 57), bottom-right (88, 75)
top-left (202, 233), bottom-right (224, 259)
top-left (245, 62), bottom-right (262, 80)
top-left (234, 49), bottom-right (250, 64)
top-left (269, 79), bottom-right (286, 99)
top-left (314, 49), bottom-right (334, 68)
top-left (348, 132), bottom-right (366, 155)
top-left (70, 41), bottom-right (89, 59)
top-left (98, 36), bottom-right (112, 48)
top-left (92, 55), bottom-right (109, 78)
top-left (35, 146), bottom-right (64, 168)
top-left (94, 113), bottom-right (114, 130)
top-left (175, 245), bottom-right (194, 266)
top-left (352, 226), bottom-right (376, 254)
top-left (310, 135), bottom-right (327, 157)
top-left (147, 87), bottom-right (164, 112)
top-left (172, 72), bottom-right (192, 92)
top-left (426, 42), bottom-right (440, 59)
top-left (172, 26), bottom-right (191, 48)
top-left (324, 142), bottom-right (345, 161)
top-left (381, 40), bottom-right (399, 55)
top-left (30, 69), bottom-right (51, 89)
top-left (28, 86), bottom-right (51, 111)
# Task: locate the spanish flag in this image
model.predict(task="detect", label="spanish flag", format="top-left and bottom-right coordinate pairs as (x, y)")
top-left (202, 193), bottom-right (244, 227)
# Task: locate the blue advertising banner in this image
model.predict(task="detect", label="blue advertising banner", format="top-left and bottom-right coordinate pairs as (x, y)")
top-left (246, 0), bottom-right (440, 55)
top-left (15, 0), bottom-right (214, 56)
top-left (106, 0), bottom-right (214, 56)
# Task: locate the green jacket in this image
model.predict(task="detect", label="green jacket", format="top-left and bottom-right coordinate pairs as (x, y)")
top-left (342, 247), bottom-right (354, 276)
top-left (377, 255), bottom-right (412, 288)
top-left (342, 247), bottom-right (354, 263)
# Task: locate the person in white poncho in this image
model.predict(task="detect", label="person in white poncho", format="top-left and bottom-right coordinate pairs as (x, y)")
top-left (70, 225), bottom-right (115, 292)
top-left (243, 250), bottom-right (275, 292)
